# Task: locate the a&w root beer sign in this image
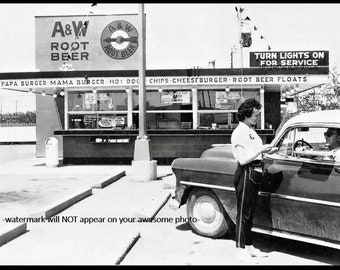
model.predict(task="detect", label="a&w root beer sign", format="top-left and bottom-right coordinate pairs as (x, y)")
top-left (35, 14), bottom-right (141, 71)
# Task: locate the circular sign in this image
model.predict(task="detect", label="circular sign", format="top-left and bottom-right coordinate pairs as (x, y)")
top-left (101, 20), bottom-right (139, 60)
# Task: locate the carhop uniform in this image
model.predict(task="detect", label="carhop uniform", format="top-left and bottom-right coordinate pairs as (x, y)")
top-left (231, 121), bottom-right (264, 249)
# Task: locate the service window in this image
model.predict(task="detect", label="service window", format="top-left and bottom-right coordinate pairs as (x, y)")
top-left (133, 90), bottom-right (193, 129)
top-left (67, 90), bottom-right (129, 129)
top-left (68, 91), bottom-right (127, 112)
top-left (197, 89), bottom-right (261, 129)
top-left (143, 90), bottom-right (192, 110)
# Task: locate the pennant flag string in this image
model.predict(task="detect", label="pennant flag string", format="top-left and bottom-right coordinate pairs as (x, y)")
top-left (235, 6), bottom-right (272, 51)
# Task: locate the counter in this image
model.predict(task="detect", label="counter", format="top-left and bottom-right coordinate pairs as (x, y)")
top-left (54, 129), bottom-right (275, 165)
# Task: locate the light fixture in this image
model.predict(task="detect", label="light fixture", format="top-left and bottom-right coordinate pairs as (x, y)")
top-left (41, 91), bottom-right (46, 96)
top-left (77, 93), bottom-right (82, 98)
top-left (53, 94), bottom-right (57, 98)
top-left (92, 88), bottom-right (97, 94)
top-left (289, 88), bottom-right (295, 95)
top-left (295, 84), bottom-right (300, 92)
top-left (125, 88), bottom-right (130, 93)
top-left (60, 89), bottom-right (65, 96)
top-left (260, 86), bottom-right (265, 94)
top-left (158, 87), bottom-right (163, 93)
top-left (225, 86), bottom-right (230, 92)
top-left (28, 89), bottom-right (33, 94)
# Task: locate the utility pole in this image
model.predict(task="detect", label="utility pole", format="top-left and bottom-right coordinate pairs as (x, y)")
top-left (230, 45), bottom-right (237, 68)
top-left (231, 49), bottom-right (233, 68)
top-left (237, 5), bottom-right (244, 102)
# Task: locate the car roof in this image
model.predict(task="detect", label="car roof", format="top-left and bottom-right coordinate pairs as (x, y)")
top-left (283, 110), bottom-right (340, 127)
top-left (273, 110), bottom-right (340, 144)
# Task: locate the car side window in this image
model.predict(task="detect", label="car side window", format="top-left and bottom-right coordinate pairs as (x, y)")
top-left (291, 127), bottom-right (335, 162)
top-left (275, 126), bottom-right (336, 162)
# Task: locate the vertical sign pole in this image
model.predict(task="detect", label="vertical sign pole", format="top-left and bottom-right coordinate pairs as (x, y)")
top-left (132, 3), bottom-right (157, 181)
top-left (138, 3), bottom-right (147, 140)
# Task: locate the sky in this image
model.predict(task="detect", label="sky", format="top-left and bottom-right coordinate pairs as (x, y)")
top-left (1, 3), bottom-right (340, 112)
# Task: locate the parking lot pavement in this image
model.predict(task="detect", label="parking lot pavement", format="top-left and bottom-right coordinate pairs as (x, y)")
top-left (0, 156), bottom-right (130, 227)
top-left (0, 145), bottom-right (175, 264)
top-left (0, 172), bottom-right (175, 265)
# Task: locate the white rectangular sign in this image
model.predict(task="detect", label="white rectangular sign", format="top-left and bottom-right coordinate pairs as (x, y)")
top-left (161, 91), bottom-right (191, 104)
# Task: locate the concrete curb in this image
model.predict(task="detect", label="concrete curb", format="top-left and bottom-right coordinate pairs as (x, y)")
top-left (115, 232), bottom-right (141, 265)
top-left (116, 192), bottom-right (172, 265)
top-left (30, 186), bottom-right (93, 219)
top-left (150, 192), bottom-right (172, 219)
top-left (133, 192), bottom-right (172, 219)
top-left (91, 171), bottom-right (126, 189)
top-left (0, 223), bottom-right (27, 247)
top-left (30, 170), bottom-right (127, 219)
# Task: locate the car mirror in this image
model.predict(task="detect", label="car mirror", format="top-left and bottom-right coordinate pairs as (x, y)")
top-left (267, 147), bottom-right (279, 155)
top-left (263, 147), bottom-right (279, 158)
top-left (335, 164), bottom-right (340, 173)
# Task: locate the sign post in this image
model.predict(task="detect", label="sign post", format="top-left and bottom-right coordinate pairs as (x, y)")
top-left (131, 3), bottom-right (157, 181)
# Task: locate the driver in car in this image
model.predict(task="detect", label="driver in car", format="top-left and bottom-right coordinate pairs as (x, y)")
top-left (324, 128), bottom-right (340, 162)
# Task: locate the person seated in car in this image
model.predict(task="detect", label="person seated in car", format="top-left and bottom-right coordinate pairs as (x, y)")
top-left (295, 128), bottom-right (340, 162)
top-left (324, 128), bottom-right (340, 162)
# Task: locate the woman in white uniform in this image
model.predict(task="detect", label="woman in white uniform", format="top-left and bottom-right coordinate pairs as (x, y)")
top-left (231, 98), bottom-right (274, 259)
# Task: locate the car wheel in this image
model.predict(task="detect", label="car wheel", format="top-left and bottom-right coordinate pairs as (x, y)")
top-left (187, 188), bottom-right (230, 238)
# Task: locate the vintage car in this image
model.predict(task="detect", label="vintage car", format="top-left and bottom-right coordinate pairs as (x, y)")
top-left (171, 110), bottom-right (340, 249)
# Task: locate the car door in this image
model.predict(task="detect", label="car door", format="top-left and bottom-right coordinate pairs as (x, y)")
top-left (254, 126), bottom-right (340, 243)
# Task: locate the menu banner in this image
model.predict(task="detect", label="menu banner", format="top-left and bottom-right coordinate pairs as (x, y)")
top-left (0, 74), bottom-right (328, 89)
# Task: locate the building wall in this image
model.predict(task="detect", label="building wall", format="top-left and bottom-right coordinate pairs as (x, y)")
top-left (36, 95), bottom-right (63, 157)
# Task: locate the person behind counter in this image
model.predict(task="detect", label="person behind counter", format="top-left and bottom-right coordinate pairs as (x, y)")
top-left (231, 98), bottom-right (275, 260)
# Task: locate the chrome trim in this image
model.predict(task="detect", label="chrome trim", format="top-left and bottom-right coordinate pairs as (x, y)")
top-left (179, 181), bottom-right (340, 208)
top-left (259, 191), bottom-right (340, 208)
top-left (252, 227), bottom-right (340, 250)
top-left (179, 181), bottom-right (235, 192)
